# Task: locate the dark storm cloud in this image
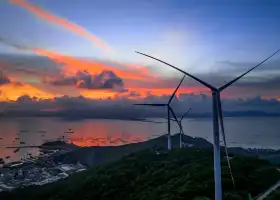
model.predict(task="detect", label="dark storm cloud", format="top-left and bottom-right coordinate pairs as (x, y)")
top-left (50, 70), bottom-right (125, 90)
top-left (1, 93), bottom-right (280, 118)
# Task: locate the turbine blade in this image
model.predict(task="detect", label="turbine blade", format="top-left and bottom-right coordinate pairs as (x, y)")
top-left (135, 51), bottom-right (216, 90)
top-left (134, 103), bottom-right (166, 106)
top-left (219, 49), bottom-right (280, 91)
top-left (216, 95), bottom-right (235, 189)
top-left (180, 108), bottom-right (192, 122)
top-left (168, 75), bottom-right (186, 104)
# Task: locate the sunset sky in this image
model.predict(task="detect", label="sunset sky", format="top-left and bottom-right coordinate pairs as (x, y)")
top-left (0, 0), bottom-right (280, 111)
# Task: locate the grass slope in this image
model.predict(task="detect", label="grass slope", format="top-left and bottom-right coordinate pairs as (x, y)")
top-left (1, 148), bottom-right (280, 200)
top-left (53, 134), bottom-right (212, 166)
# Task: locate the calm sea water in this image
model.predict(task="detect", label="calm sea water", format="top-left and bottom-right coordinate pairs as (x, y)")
top-left (0, 117), bottom-right (280, 163)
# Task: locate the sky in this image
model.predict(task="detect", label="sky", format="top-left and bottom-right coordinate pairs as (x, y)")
top-left (0, 0), bottom-right (280, 115)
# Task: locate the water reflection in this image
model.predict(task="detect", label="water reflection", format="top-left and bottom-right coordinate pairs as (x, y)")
top-left (1, 117), bottom-right (280, 163)
top-left (69, 134), bottom-right (146, 146)
top-left (0, 118), bottom-right (165, 163)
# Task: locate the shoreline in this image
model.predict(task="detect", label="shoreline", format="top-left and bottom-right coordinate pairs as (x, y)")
top-left (2, 134), bottom-right (280, 191)
top-left (2, 134), bottom-right (280, 166)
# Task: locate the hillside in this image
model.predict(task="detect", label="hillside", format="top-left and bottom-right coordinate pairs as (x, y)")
top-left (53, 134), bottom-right (212, 166)
top-left (1, 148), bottom-right (280, 200)
top-left (52, 133), bottom-right (280, 167)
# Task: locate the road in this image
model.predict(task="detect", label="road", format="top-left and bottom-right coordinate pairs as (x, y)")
top-left (255, 180), bottom-right (280, 200)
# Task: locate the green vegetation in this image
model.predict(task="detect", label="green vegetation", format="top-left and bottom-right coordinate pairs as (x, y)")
top-left (1, 148), bottom-right (280, 200)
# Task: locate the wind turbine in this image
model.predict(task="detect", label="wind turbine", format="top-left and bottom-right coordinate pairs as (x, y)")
top-left (134, 75), bottom-right (186, 150)
top-left (165, 108), bottom-right (191, 148)
top-left (135, 49), bottom-right (279, 200)
top-left (177, 108), bottom-right (191, 148)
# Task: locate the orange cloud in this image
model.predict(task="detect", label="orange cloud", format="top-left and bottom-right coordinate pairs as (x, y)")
top-left (0, 38), bottom-right (204, 100)
top-left (10, 0), bottom-right (112, 53)
top-left (32, 48), bottom-right (154, 81)
top-left (9, 0), bottom-right (158, 78)
top-left (79, 88), bottom-right (118, 99)
top-left (0, 83), bottom-right (55, 101)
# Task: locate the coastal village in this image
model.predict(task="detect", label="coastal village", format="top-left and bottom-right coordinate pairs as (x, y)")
top-left (0, 140), bottom-right (87, 192)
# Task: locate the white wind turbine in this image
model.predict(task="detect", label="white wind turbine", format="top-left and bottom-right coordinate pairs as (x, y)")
top-left (165, 108), bottom-right (192, 148)
top-left (134, 75), bottom-right (186, 150)
top-left (135, 49), bottom-right (279, 200)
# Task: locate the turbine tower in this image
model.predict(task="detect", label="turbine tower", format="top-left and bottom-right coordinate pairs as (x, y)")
top-left (135, 49), bottom-right (279, 200)
top-left (134, 75), bottom-right (186, 150)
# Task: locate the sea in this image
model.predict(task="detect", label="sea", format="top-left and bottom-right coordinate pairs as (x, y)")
top-left (0, 117), bottom-right (280, 163)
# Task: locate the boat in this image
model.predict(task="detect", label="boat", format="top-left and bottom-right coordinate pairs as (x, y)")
top-left (20, 141), bottom-right (26, 144)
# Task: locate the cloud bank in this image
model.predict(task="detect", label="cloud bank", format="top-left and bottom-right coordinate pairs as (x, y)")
top-left (0, 52), bottom-right (280, 101)
top-left (1, 93), bottom-right (280, 118)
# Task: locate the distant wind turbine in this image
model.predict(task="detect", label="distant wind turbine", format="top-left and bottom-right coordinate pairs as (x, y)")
top-left (177, 108), bottom-right (191, 148)
top-left (134, 75), bottom-right (186, 150)
top-left (135, 49), bottom-right (280, 200)
top-left (165, 107), bottom-right (191, 148)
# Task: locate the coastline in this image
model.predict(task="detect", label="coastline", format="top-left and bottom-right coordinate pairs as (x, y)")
top-left (2, 133), bottom-right (280, 192)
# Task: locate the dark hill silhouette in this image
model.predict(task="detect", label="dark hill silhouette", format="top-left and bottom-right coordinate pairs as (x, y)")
top-left (1, 148), bottom-right (280, 200)
top-left (54, 134), bottom-right (212, 166)
top-left (53, 133), bottom-right (280, 166)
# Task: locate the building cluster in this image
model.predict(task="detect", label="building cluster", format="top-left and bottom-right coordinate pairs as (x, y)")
top-left (0, 156), bottom-right (86, 191)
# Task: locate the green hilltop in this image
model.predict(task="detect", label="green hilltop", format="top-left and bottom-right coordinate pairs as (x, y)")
top-left (1, 147), bottom-right (280, 200)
